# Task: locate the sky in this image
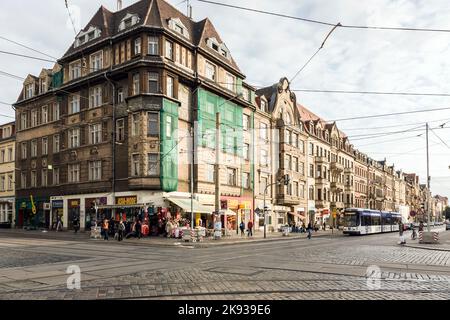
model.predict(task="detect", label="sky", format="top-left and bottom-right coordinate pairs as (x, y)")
top-left (1, 0), bottom-right (450, 197)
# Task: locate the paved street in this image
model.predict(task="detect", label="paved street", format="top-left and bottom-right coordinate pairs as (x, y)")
top-left (0, 228), bottom-right (449, 300)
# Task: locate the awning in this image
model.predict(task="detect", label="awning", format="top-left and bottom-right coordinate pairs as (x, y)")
top-left (167, 197), bottom-right (215, 214)
top-left (289, 212), bottom-right (306, 220)
top-left (220, 209), bottom-right (237, 216)
top-left (97, 203), bottom-right (151, 209)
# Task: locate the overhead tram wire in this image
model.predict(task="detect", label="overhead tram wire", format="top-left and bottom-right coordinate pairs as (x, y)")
top-left (0, 36), bottom-right (59, 60)
top-left (65, 0), bottom-right (79, 36)
top-left (196, 0), bottom-right (450, 33)
top-left (0, 50), bottom-right (56, 63)
top-left (292, 88), bottom-right (450, 97)
top-left (429, 127), bottom-right (450, 150)
top-left (341, 118), bottom-right (450, 131)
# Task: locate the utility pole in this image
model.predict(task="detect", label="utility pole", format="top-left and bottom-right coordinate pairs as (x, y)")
top-left (426, 122), bottom-right (431, 233)
top-left (190, 126), bottom-right (195, 230)
top-left (215, 112), bottom-right (222, 234)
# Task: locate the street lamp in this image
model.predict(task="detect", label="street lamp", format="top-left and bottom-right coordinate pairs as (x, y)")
top-left (263, 174), bottom-right (290, 239)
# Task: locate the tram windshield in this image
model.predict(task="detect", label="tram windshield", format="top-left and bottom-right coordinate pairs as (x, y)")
top-left (344, 212), bottom-right (360, 227)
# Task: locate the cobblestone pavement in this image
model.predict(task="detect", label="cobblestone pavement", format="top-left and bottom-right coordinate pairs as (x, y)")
top-left (0, 229), bottom-right (449, 300)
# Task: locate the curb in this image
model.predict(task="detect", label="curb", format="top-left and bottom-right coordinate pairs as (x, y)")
top-left (403, 244), bottom-right (450, 252)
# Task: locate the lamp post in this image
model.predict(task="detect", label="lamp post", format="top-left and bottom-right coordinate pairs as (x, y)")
top-left (263, 174), bottom-right (290, 239)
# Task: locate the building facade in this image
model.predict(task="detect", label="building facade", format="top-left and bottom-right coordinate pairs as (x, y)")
top-left (0, 122), bottom-right (15, 226)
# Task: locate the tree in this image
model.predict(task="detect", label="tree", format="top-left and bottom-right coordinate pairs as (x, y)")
top-left (444, 206), bottom-right (450, 220)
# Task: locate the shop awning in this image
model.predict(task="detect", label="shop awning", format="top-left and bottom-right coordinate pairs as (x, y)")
top-left (289, 212), bottom-right (306, 220)
top-left (167, 197), bottom-right (215, 214)
top-left (219, 209), bottom-right (237, 216)
top-left (96, 203), bottom-right (151, 210)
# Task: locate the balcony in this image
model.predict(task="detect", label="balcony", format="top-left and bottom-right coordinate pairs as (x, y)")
top-left (276, 194), bottom-right (301, 206)
top-left (315, 177), bottom-right (329, 186)
top-left (345, 184), bottom-right (354, 192)
top-left (331, 201), bottom-right (345, 209)
top-left (331, 181), bottom-right (344, 192)
top-left (315, 200), bottom-right (329, 208)
top-left (315, 156), bottom-right (328, 164)
top-left (330, 161), bottom-right (344, 173)
top-left (344, 167), bottom-right (353, 174)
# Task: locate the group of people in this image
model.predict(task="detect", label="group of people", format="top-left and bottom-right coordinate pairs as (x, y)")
top-left (99, 217), bottom-right (144, 241)
top-left (239, 220), bottom-right (254, 237)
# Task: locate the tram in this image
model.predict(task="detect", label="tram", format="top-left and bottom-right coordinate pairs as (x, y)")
top-left (343, 208), bottom-right (402, 235)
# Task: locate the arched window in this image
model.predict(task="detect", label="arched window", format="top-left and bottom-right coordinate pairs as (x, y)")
top-left (283, 112), bottom-right (292, 125)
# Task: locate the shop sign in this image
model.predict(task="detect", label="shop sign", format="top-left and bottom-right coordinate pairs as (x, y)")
top-left (86, 197), bottom-right (107, 208)
top-left (30, 195), bottom-right (36, 215)
top-left (116, 196), bottom-right (137, 205)
top-left (227, 199), bottom-right (239, 210)
top-left (21, 201), bottom-right (27, 209)
top-left (52, 200), bottom-right (64, 209)
top-left (239, 201), bottom-right (252, 210)
top-left (69, 199), bottom-right (80, 208)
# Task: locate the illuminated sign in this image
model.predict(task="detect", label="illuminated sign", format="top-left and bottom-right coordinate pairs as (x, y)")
top-left (116, 196), bottom-right (138, 205)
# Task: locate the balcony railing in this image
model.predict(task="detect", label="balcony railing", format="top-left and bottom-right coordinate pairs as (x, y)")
top-left (330, 161), bottom-right (344, 173)
top-left (331, 181), bottom-right (344, 192)
top-left (315, 156), bottom-right (328, 164)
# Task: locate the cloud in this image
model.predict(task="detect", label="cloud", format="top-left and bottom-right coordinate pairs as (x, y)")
top-left (1, 0), bottom-right (449, 196)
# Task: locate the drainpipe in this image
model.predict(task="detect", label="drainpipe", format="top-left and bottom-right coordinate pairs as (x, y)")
top-left (104, 69), bottom-right (116, 214)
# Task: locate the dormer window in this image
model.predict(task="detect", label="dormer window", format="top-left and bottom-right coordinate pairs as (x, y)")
top-left (206, 37), bottom-right (231, 61)
top-left (167, 18), bottom-right (189, 39)
top-left (74, 26), bottom-right (101, 48)
top-left (260, 100), bottom-right (267, 112)
top-left (118, 13), bottom-right (140, 32)
top-left (25, 83), bottom-right (34, 99)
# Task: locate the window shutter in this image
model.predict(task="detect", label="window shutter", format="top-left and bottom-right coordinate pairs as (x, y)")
top-left (126, 40), bottom-right (131, 60)
top-left (175, 43), bottom-right (180, 63)
top-left (115, 45), bottom-right (120, 65)
top-left (80, 126), bottom-right (86, 146)
top-left (102, 121), bottom-right (108, 142)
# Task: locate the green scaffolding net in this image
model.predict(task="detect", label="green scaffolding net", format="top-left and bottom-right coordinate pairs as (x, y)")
top-left (160, 99), bottom-right (179, 192)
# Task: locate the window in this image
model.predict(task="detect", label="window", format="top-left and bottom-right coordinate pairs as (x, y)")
top-left (225, 73), bottom-right (235, 92)
top-left (89, 86), bottom-right (102, 108)
top-left (21, 172), bottom-right (27, 189)
top-left (53, 135), bottom-right (60, 153)
top-left (116, 119), bottom-right (125, 141)
top-left (7, 174), bottom-right (13, 191)
top-left (0, 150), bottom-right (4, 163)
top-left (132, 154), bottom-right (140, 176)
top-left (299, 140), bottom-right (305, 154)
top-left (21, 113), bottom-right (27, 130)
top-left (309, 142), bottom-right (314, 156)
top-left (227, 168), bottom-right (237, 186)
top-left (31, 110), bottom-right (38, 127)
top-left (69, 61), bottom-right (81, 80)
top-left (287, 182), bottom-right (292, 196)
top-left (243, 172), bottom-right (250, 189)
top-left (31, 171), bottom-right (37, 187)
top-left (69, 95), bottom-right (80, 114)
top-left (147, 154), bottom-right (159, 175)
top-left (260, 123), bottom-right (268, 140)
top-left (285, 155), bottom-right (292, 170)
top-left (42, 137), bottom-right (48, 155)
top-left (31, 140), bottom-right (37, 157)
top-left (243, 143), bottom-right (250, 160)
top-left (148, 72), bottom-right (159, 93)
top-left (0, 175), bottom-right (4, 191)
top-left (90, 52), bottom-right (103, 72)
top-left (25, 84), bottom-right (34, 99)
top-left (206, 164), bottom-right (215, 182)
top-left (309, 164), bottom-right (314, 178)
top-left (89, 161), bottom-right (102, 181)
top-left (132, 73), bottom-right (140, 95)
top-left (42, 106), bottom-right (48, 124)
top-left (21, 142), bottom-right (27, 159)
top-left (293, 133), bottom-right (298, 147)
top-left (7, 148), bottom-right (13, 162)
top-left (165, 40), bottom-right (173, 60)
top-left (260, 149), bottom-right (268, 166)
top-left (117, 88), bottom-right (124, 103)
top-left (205, 61), bottom-right (216, 81)
top-left (260, 100), bottom-right (267, 112)
top-left (134, 38), bottom-right (141, 55)
top-left (69, 128), bottom-right (80, 148)
top-left (89, 124), bottom-right (102, 144)
top-left (166, 116), bottom-right (172, 138)
top-left (260, 177), bottom-right (268, 195)
top-left (52, 103), bottom-right (60, 121)
top-left (132, 113), bottom-right (140, 136)
top-left (41, 169), bottom-right (48, 187)
top-left (243, 114), bottom-right (250, 131)
top-left (40, 80), bottom-right (47, 94)
top-left (148, 36), bottom-right (159, 55)
top-left (293, 157), bottom-right (298, 172)
top-left (53, 168), bottom-right (60, 185)
top-left (147, 113), bottom-right (159, 136)
top-left (68, 164), bottom-right (80, 183)
top-left (300, 162), bottom-right (305, 176)
top-left (166, 76), bottom-right (174, 98)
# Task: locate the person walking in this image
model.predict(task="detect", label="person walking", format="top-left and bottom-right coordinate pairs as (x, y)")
top-left (73, 217), bottom-right (80, 234)
top-left (399, 221), bottom-right (406, 244)
top-left (307, 222), bottom-right (312, 239)
top-left (247, 220), bottom-right (253, 237)
top-left (56, 216), bottom-right (63, 232)
top-left (102, 218), bottom-right (109, 241)
top-left (239, 221), bottom-right (245, 236)
top-left (135, 219), bottom-right (142, 239)
top-left (118, 219), bottom-right (125, 242)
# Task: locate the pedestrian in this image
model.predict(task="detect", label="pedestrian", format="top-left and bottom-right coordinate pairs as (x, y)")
top-left (247, 220), bottom-right (253, 237)
top-left (323, 222), bottom-right (326, 231)
top-left (118, 219), bottom-right (125, 242)
top-left (399, 221), bottom-right (406, 244)
top-left (307, 222), bottom-right (312, 239)
top-left (419, 221), bottom-right (424, 232)
top-left (56, 217), bottom-right (63, 232)
top-left (239, 221), bottom-right (245, 236)
top-left (102, 218), bottom-right (109, 241)
top-left (135, 219), bottom-right (142, 239)
top-left (73, 217), bottom-right (80, 234)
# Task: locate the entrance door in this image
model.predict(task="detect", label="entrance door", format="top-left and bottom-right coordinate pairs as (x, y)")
top-left (18, 209), bottom-right (24, 227)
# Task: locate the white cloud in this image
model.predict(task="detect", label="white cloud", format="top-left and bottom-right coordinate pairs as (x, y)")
top-left (1, 0), bottom-right (449, 195)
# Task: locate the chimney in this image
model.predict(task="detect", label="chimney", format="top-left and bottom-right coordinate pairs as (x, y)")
top-left (117, 0), bottom-right (123, 11)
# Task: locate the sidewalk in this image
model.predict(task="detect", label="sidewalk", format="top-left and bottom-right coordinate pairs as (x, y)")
top-left (404, 227), bottom-right (450, 252)
top-left (0, 228), bottom-right (341, 248)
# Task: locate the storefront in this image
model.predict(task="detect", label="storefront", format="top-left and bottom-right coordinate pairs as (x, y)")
top-left (0, 197), bottom-right (14, 226)
top-left (51, 199), bottom-right (63, 230)
top-left (84, 197), bottom-right (107, 230)
top-left (15, 196), bottom-right (49, 229)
